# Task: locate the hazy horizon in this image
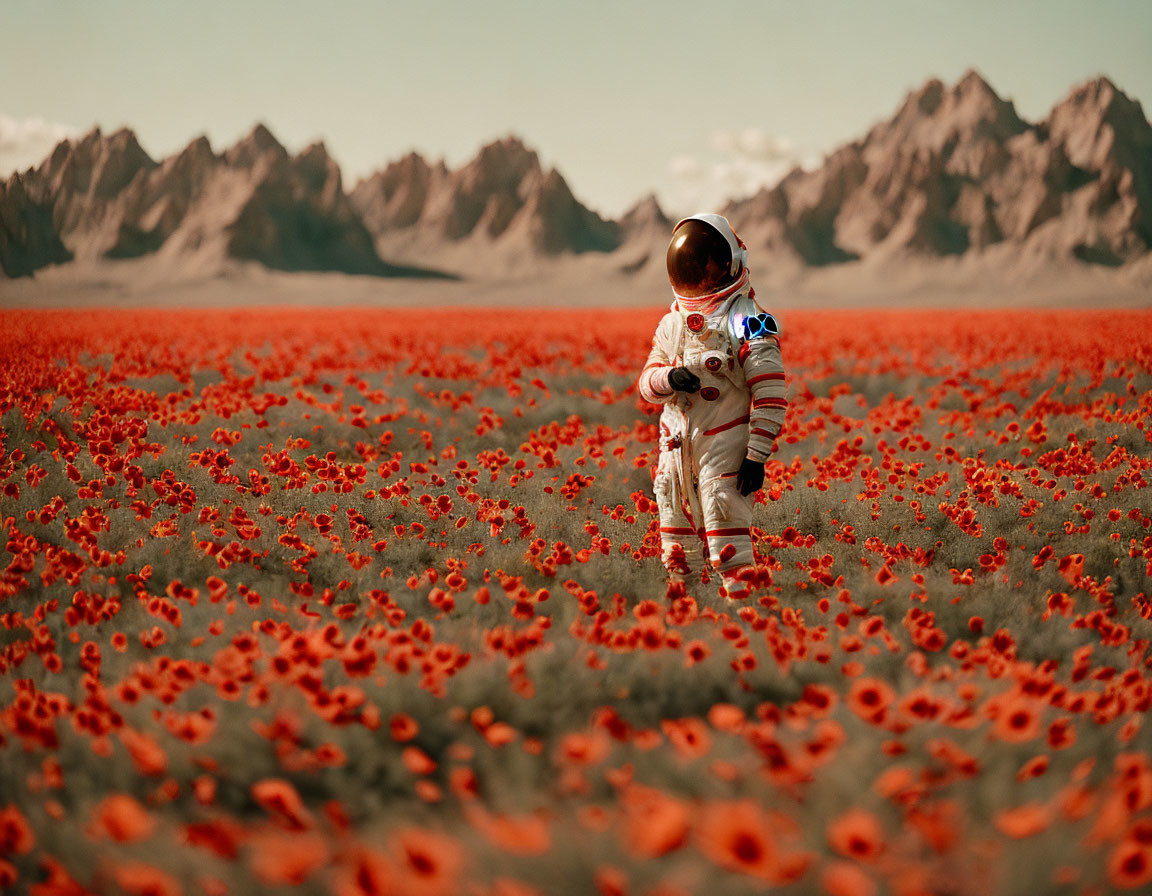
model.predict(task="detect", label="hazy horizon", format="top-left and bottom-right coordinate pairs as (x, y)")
top-left (3, 0), bottom-right (1150, 219)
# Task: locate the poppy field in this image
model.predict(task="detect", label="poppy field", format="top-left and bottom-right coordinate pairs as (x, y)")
top-left (1, 305), bottom-right (1152, 896)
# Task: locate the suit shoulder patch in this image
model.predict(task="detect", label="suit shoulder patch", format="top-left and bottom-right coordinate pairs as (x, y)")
top-left (740, 312), bottom-right (779, 341)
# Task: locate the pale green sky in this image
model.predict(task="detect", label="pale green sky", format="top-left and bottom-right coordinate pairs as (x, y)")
top-left (2, 0), bottom-right (1149, 217)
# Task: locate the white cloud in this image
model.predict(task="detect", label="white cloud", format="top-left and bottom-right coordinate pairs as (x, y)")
top-left (0, 115), bottom-right (80, 177)
top-left (667, 154), bottom-right (703, 177)
top-left (659, 127), bottom-right (807, 218)
top-left (707, 128), bottom-right (795, 161)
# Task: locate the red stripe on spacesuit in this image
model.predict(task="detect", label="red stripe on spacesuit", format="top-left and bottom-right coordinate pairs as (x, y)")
top-left (753, 397), bottom-right (788, 409)
top-left (659, 526), bottom-right (697, 535)
top-left (703, 415), bottom-right (750, 436)
top-left (705, 527), bottom-right (750, 537)
top-left (746, 372), bottom-right (785, 387)
top-left (751, 427), bottom-right (779, 439)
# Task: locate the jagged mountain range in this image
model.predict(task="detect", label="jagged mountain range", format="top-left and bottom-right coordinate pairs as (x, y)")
top-left (350, 139), bottom-right (622, 258)
top-left (0, 124), bottom-right (448, 279)
top-left (721, 71), bottom-right (1152, 279)
top-left (1, 70), bottom-right (1150, 284)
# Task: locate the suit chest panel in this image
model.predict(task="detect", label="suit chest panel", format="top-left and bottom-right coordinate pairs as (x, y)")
top-left (676, 320), bottom-right (741, 384)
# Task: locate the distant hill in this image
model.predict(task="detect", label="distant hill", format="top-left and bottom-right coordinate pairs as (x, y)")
top-left (0, 124), bottom-right (451, 279)
top-left (723, 70), bottom-right (1152, 278)
top-left (348, 136), bottom-right (623, 276)
top-left (2, 71), bottom-right (1150, 296)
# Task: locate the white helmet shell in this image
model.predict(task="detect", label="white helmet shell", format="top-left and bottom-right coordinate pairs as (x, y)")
top-left (674, 213), bottom-right (748, 279)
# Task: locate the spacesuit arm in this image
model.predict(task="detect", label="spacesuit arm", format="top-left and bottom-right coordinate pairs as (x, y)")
top-left (637, 314), bottom-right (678, 404)
top-left (741, 335), bottom-right (787, 462)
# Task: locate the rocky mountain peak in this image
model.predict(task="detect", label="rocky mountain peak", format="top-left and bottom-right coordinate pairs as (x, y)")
top-left (223, 123), bottom-right (288, 169)
top-left (724, 70), bottom-right (1152, 270)
top-left (902, 78), bottom-right (947, 118)
top-left (292, 141), bottom-right (344, 195)
top-left (34, 125), bottom-right (156, 200)
top-left (347, 133), bottom-right (621, 263)
top-left (384, 151), bottom-right (435, 181)
top-left (473, 135), bottom-right (540, 173)
top-left (619, 193), bottom-right (671, 234)
top-left (880, 68), bottom-right (1027, 155)
top-left (1047, 76), bottom-right (1152, 171)
top-left (176, 134), bottom-right (216, 164)
top-left (348, 151), bottom-right (447, 233)
top-left (456, 136), bottom-right (542, 195)
top-left (953, 68), bottom-right (999, 101)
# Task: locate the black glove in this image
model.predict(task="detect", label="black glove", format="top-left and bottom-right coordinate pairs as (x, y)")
top-left (736, 457), bottom-right (765, 496)
top-left (668, 367), bottom-right (701, 393)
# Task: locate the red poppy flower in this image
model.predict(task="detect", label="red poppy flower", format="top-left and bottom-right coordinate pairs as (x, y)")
top-left (119, 729), bottom-right (168, 777)
top-left (390, 713), bottom-right (419, 742)
top-left (993, 695), bottom-right (1042, 744)
top-left (465, 806), bottom-right (551, 855)
top-left (110, 862), bottom-right (183, 896)
top-left (694, 799), bottom-right (808, 883)
top-left (846, 678), bottom-right (895, 721)
top-left (620, 783), bottom-right (691, 858)
top-left (402, 746), bottom-right (437, 775)
top-left (1109, 841), bottom-right (1152, 890)
top-left (248, 829), bottom-right (330, 885)
top-left (0, 806), bottom-right (35, 855)
top-left (661, 717), bottom-right (711, 761)
top-left (993, 803), bottom-right (1052, 839)
top-left (251, 778), bottom-right (313, 830)
top-left (88, 794), bottom-right (156, 843)
top-left (821, 861), bottom-right (878, 896)
top-left (827, 808), bottom-right (885, 862)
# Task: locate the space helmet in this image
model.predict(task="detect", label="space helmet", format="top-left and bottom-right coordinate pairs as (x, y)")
top-left (666, 213), bottom-right (748, 299)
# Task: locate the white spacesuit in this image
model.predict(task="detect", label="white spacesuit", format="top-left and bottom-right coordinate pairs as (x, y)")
top-left (638, 214), bottom-right (787, 598)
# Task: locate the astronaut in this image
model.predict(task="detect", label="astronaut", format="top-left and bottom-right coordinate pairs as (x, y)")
top-left (638, 214), bottom-right (787, 599)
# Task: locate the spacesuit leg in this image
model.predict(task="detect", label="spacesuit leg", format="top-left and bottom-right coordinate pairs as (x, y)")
top-left (697, 439), bottom-right (757, 598)
top-left (653, 444), bottom-right (708, 586)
